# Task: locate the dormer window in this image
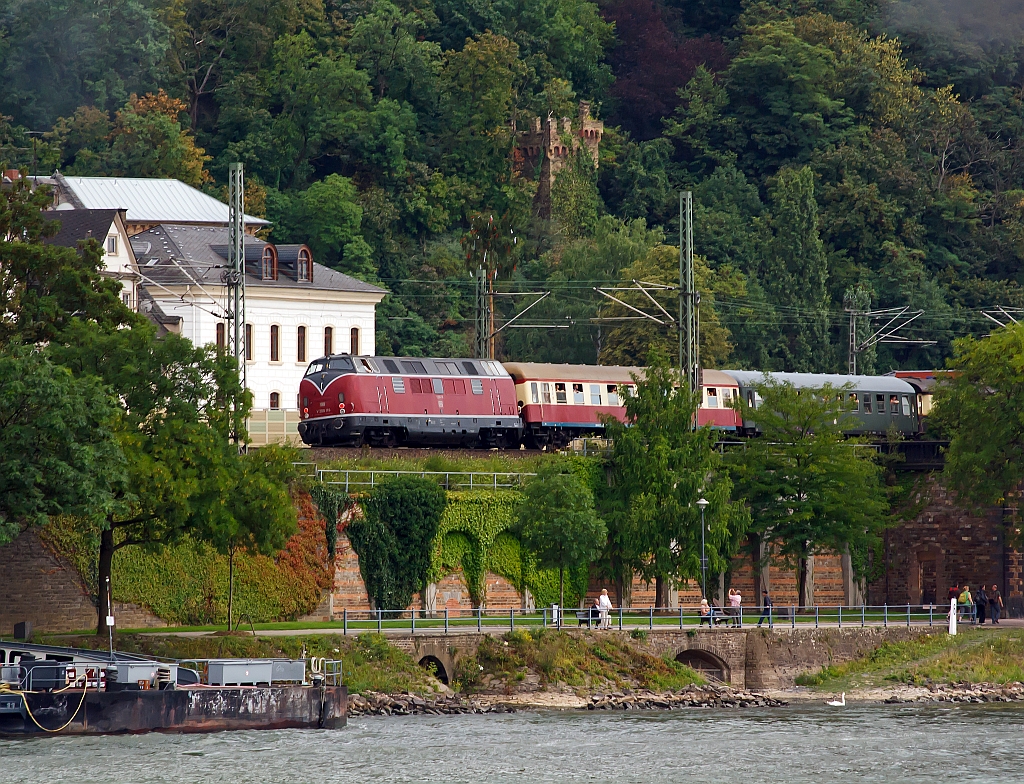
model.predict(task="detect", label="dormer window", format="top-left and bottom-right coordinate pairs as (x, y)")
top-left (261, 246), bottom-right (277, 280)
top-left (298, 248), bottom-right (312, 282)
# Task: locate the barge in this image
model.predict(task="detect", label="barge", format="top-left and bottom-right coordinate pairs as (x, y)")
top-left (0, 642), bottom-right (346, 736)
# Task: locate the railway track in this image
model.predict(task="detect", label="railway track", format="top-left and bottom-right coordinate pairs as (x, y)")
top-left (305, 446), bottom-right (543, 461)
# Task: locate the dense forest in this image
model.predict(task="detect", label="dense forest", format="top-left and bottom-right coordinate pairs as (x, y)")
top-left (3, 0), bottom-right (1024, 372)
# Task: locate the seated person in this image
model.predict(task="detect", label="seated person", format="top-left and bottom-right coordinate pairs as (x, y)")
top-left (699, 598), bottom-right (712, 626)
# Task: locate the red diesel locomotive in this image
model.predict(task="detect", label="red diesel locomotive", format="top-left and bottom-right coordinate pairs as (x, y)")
top-left (296, 355), bottom-right (522, 447)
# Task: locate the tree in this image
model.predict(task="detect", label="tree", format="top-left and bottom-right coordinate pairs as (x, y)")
top-left (930, 325), bottom-right (1024, 546)
top-left (346, 476), bottom-right (447, 611)
top-left (729, 377), bottom-right (889, 605)
top-left (518, 462), bottom-right (606, 609)
top-left (200, 445), bottom-right (298, 628)
top-left (0, 176), bottom-right (132, 347)
top-left (603, 355), bottom-right (746, 606)
top-left (0, 347), bottom-right (124, 545)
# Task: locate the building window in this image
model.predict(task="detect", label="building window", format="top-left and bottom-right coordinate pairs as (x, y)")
top-left (297, 326), bottom-right (306, 362)
top-left (261, 246), bottom-right (277, 280)
top-left (245, 323), bottom-right (253, 361)
top-left (122, 292), bottom-right (131, 308)
top-left (216, 322), bottom-right (226, 350)
top-left (350, 327), bottom-right (360, 356)
top-left (298, 248), bottom-right (312, 282)
top-left (270, 325), bottom-right (280, 362)
top-left (269, 392), bottom-right (280, 410)
top-left (107, 235), bottom-right (118, 254)
top-left (324, 326), bottom-right (333, 356)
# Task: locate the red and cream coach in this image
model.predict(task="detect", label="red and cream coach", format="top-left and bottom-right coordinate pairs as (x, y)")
top-left (297, 355), bottom-right (522, 447)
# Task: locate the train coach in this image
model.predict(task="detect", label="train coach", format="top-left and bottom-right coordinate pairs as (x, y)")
top-left (503, 363), bottom-right (743, 449)
top-left (721, 370), bottom-right (921, 436)
top-left (297, 355), bottom-right (522, 447)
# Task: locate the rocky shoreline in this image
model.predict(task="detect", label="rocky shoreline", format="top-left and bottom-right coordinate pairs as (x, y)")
top-left (347, 684), bottom-right (786, 717)
top-left (347, 681), bottom-right (1024, 717)
top-left (881, 681), bottom-right (1024, 704)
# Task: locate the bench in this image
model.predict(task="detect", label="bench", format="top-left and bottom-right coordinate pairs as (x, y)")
top-left (576, 610), bottom-right (602, 628)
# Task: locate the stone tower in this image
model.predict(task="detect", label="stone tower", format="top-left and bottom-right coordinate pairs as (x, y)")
top-left (515, 101), bottom-right (603, 218)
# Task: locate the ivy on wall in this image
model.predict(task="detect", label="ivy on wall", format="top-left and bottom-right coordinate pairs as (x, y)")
top-left (40, 493), bottom-right (332, 625)
top-left (427, 490), bottom-right (588, 608)
top-left (309, 483), bottom-right (351, 560)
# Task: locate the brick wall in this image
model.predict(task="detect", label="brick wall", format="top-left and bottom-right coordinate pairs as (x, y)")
top-left (867, 474), bottom-right (1017, 606)
top-left (0, 530), bottom-right (164, 635)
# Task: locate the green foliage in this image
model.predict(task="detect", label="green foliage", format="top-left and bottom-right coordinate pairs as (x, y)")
top-left (0, 348), bottom-right (124, 544)
top-left (40, 506), bottom-right (330, 625)
top-left (518, 462), bottom-right (606, 607)
top-left (348, 476), bottom-right (448, 610)
top-left (729, 376), bottom-right (890, 599)
top-left (932, 325), bottom-right (1024, 547)
top-left (471, 629), bottom-right (703, 692)
top-left (309, 483), bottom-right (348, 560)
top-left (603, 354), bottom-right (748, 601)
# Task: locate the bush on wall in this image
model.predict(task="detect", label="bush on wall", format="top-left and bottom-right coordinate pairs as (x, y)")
top-left (347, 476), bottom-right (447, 610)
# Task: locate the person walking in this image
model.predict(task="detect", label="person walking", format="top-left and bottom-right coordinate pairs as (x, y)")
top-left (989, 585), bottom-right (1003, 625)
top-left (958, 585), bottom-right (974, 624)
top-left (975, 583), bottom-right (988, 626)
top-left (598, 588), bottom-right (613, 629)
top-left (757, 589), bottom-right (773, 627)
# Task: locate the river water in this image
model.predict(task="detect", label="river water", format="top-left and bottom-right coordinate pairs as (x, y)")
top-left (4, 703), bottom-right (1024, 783)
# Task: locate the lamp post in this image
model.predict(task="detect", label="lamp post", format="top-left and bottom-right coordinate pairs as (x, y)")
top-left (696, 498), bottom-right (709, 599)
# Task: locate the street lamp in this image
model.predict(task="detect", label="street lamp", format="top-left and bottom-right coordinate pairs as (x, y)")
top-left (696, 498), bottom-right (709, 600)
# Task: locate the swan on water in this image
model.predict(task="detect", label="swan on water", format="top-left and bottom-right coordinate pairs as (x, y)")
top-left (826, 693), bottom-right (846, 707)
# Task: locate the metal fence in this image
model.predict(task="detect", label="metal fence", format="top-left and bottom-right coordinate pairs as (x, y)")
top-left (314, 469), bottom-right (535, 492)
top-left (317, 603), bottom-right (973, 635)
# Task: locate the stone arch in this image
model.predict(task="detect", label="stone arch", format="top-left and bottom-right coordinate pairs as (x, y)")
top-left (675, 647), bottom-right (731, 683)
top-left (418, 654), bottom-right (449, 685)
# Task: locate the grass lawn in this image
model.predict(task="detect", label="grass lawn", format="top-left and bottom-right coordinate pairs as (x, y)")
top-left (795, 628), bottom-right (1024, 690)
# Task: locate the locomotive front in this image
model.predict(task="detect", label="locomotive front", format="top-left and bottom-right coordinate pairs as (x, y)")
top-left (297, 355), bottom-right (362, 445)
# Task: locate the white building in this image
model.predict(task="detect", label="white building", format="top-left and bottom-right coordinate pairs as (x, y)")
top-left (131, 224), bottom-right (385, 444)
top-left (45, 172), bottom-right (387, 446)
top-left (43, 208), bottom-right (140, 311)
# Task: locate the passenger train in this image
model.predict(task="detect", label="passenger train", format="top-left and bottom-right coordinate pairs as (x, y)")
top-left (296, 355), bottom-right (924, 448)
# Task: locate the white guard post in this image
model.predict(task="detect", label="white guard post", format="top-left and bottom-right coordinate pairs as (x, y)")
top-left (948, 598), bottom-right (957, 636)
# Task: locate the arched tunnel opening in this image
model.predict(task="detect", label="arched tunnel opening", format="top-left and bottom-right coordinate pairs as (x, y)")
top-left (419, 655), bottom-right (449, 685)
top-left (675, 650), bottom-right (728, 683)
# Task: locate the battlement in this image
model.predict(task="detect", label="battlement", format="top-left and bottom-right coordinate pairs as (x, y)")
top-left (515, 101), bottom-right (603, 217)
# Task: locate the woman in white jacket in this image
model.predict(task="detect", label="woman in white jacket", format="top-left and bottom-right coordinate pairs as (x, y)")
top-left (598, 589), bottom-right (614, 629)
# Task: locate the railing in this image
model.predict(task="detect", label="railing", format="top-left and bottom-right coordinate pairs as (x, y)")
top-left (315, 469), bottom-right (535, 492)
top-left (324, 603), bottom-right (973, 635)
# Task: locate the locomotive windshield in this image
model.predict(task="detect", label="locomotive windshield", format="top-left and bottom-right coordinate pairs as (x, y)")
top-left (304, 356), bottom-right (354, 376)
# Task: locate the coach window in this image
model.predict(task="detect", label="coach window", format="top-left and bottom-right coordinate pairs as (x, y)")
top-left (573, 383), bottom-right (584, 404)
top-left (216, 322), bottom-right (226, 351)
top-left (324, 326), bottom-right (334, 356)
top-left (863, 394), bottom-right (872, 413)
top-left (350, 327), bottom-right (360, 356)
top-left (607, 385), bottom-right (619, 407)
top-left (270, 324), bottom-right (280, 362)
top-left (849, 393), bottom-right (859, 412)
top-left (706, 387), bottom-right (718, 408)
top-left (297, 326), bottom-right (306, 362)
top-left (531, 382), bottom-right (539, 404)
top-left (432, 378), bottom-right (444, 394)
top-left (876, 394), bottom-right (886, 413)
top-left (245, 323), bottom-right (253, 361)
top-left (541, 383), bottom-right (552, 404)
top-left (889, 394), bottom-right (899, 415)
top-left (269, 392), bottom-right (281, 410)
top-left (902, 395), bottom-right (911, 416)
top-left (590, 384), bottom-right (601, 405)
top-left (555, 382), bottom-right (567, 403)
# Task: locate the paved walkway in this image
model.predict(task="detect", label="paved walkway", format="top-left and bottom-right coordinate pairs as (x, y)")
top-left (139, 617), bottom-right (1024, 638)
